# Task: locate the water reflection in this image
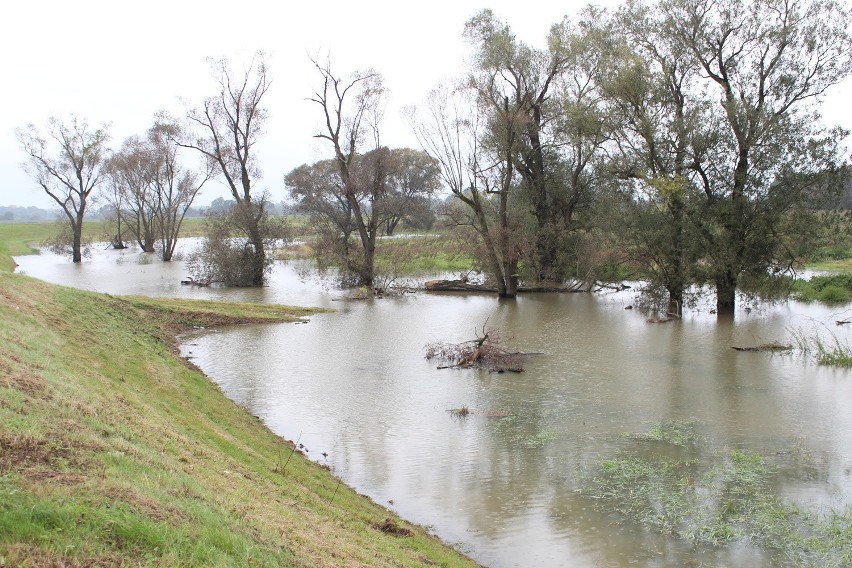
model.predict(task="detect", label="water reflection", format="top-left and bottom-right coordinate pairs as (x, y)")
top-left (15, 246), bottom-right (852, 567)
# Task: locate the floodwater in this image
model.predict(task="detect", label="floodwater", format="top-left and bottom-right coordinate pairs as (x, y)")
top-left (15, 244), bottom-right (852, 567)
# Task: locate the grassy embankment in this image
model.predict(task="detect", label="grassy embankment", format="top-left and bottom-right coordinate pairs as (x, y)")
top-left (0, 232), bottom-right (480, 566)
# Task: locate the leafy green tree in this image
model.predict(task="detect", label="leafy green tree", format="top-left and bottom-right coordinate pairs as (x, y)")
top-left (601, 2), bottom-right (712, 315)
top-left (464, 9), bottom-right (612, 282)
top-left (285, 147), bottom-right (441, 286)
top-left (662, 0), bottom-right (852, 314)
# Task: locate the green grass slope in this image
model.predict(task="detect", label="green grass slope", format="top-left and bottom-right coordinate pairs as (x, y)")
top-left (0, 271), bottom-right (480, 567)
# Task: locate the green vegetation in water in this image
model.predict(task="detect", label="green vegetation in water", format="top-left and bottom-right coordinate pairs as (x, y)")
top-left (791, 274), bottom-right (852, 304)
top-left (789, 327), bottom-right (852, 368)
top-left (0, 271), bottom-right (480, 567)
top-left (487, 409), bottom-right (561, 449)
top-left (277, 230), bottom-right (476, 277)
top-left (586, 422), bottom-right (852, 566)
top-left (628, 419), bottom-right (697, 447)
top-left (815, 342), bottom-right (852, 368)
top-left (375, 233), bottom-right (475, 275)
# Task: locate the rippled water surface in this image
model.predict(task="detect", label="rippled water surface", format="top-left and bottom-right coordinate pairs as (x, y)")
top-left (16, 245), bottom-right (852, 567)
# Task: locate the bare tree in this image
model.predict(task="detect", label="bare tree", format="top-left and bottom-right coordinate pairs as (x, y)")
top-left (409, 83), bottom-right (521, 298)
top-left (309, 57), bottom-right (386, 287)
top-left (106, 118), bottom-right (209, 259)
top-left (179, 53), bottom-right (271, 285)
top-left (147, 118), bottom-right (210, 261)
top-left (16, 116), bottom-right (110, 262)
top-left (107, 135), bottom-right (158, 252)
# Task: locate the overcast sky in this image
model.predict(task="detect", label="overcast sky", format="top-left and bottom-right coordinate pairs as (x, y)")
top-left (2, 0), bottom-right (849, 209)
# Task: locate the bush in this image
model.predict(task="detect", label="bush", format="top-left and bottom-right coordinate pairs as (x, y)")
top-left (185, 206), bottom-right (285, 286)
top-left (792, 274), bottom-right (852, 303)
top-left (818, 285), bottom-right (851, 303)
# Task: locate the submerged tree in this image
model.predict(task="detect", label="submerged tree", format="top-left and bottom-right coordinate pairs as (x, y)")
top-left (602, 3), bottom-right (711, 316)
top-left (662, 0), bottom-right (852, 315)
top-left (16, 116), bottom-right (110, 262)
top-left (464, 9), bottom-right (612, 282)
top-left (409, 83), bottom-right (524, 297)
top-left (106, 135), bottom-right (158, 252)
top-left (147, 118), bottom-right (210, 261)
top-left (308, 58), bottom-right (387, 287)
top-left (179, 53), bottom-right (273, 285)
top-left (106, 118), bottom-right (209, 260)
top-left (185, 200), bottom-right (282, 286)
top-left (285, 146), bottom-right (440, 284)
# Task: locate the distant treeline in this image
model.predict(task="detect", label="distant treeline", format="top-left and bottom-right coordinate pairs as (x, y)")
top-left (0, 198), bottom-right (299, 223)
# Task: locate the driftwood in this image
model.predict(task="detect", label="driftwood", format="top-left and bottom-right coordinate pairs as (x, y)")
top-left (180, 277), bottom-right (211, 287)
top-left (424, 280), bottom-right (497, 292)
top-left (425, 325), bottom-right (532, 373)
top-left (424, 279), bottom-right (589, 293)
top-left (731, 342), bottom-right (792, 352)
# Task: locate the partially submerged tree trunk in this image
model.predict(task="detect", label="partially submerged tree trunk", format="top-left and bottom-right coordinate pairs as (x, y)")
top-left (715, 272), bottom-right (737, 316)
top-left (16, 116), bottom-right (109, 264)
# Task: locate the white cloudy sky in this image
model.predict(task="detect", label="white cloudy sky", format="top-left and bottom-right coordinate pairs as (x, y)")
top-left (1, 0), bottom-right (849, 208)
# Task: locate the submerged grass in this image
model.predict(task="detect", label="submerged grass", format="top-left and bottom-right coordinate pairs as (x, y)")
top-left (789, 327), bottom-right (852, 368)
top-left (628, 419), bottom-right (697, 447)
top-left (587, 421), bottom-right (852, 566)
top-left (0, 271), bottom-right (480, 567)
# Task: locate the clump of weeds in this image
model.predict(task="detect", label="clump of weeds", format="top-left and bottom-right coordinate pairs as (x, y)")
top-left (585, 422), bottom-right (852, 566)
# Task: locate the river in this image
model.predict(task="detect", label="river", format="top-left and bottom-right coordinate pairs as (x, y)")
top-left (15, 243), bottom-right (852, 567)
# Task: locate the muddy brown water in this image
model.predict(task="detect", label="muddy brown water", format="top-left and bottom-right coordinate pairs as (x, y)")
top-left (15, 244), bottom-right (852, 567)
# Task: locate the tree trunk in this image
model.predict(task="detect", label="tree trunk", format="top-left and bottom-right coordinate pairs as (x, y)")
top-left (162, 238), bottom-right (175, 262)
top-left (667, 288), bottom-right (684, 318)
top-left (385, 217), bottom-right (400, 236)
top-left (71, 222), bottom-right (83, 263)
top-left (142, 236), bottom-right (156, 253)
top-left (715, 273), bottom-right (737, 316)
top-left (249, 233), bottom-right (266, 286)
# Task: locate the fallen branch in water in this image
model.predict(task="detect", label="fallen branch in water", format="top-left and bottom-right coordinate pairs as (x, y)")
top-left (731, 342), bottom-right (792, 352)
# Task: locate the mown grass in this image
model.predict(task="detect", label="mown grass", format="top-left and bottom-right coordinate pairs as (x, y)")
top-left (0, 271), bottom-right (480, 567)
top-left (278, 231), bottom-right (477, 276)
top-left (586, 421), bottom-right (852, 566)
top-left (374, 234), bottom-right (475, 275)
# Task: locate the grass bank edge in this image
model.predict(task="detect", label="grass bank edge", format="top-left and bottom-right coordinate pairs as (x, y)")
top-left (0, 272), bottom-right (481, 567)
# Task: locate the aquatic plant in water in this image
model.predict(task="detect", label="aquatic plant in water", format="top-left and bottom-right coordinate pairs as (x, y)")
top-left (586, 423), bottom-right (852, 566)
top-left (789, 326), bottom-right (852, 368)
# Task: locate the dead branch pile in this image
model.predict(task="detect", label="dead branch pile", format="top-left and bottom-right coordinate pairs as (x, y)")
top-left (425, 328), bottom-right (525, 373)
